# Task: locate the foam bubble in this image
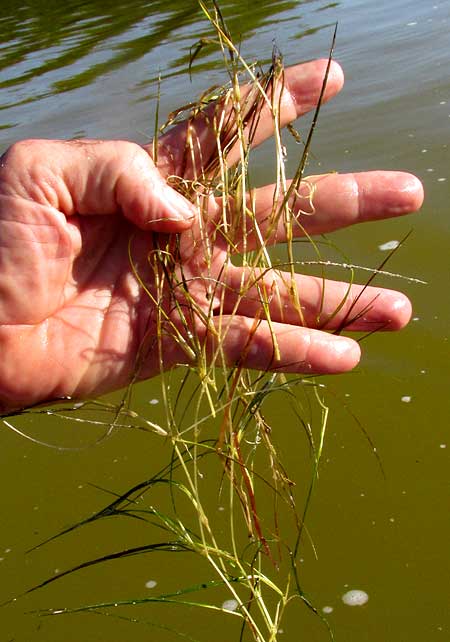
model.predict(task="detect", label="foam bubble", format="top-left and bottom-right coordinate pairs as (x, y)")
top-left (378, 240), bottom-right (399, 251)
top-left (222, 599), bottom-right (239, 612)
top-left (342, 589), bottom-right (369, 606)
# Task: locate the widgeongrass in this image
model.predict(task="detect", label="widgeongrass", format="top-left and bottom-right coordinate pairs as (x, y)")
top-left (1, 2), bottom-right (420, 641)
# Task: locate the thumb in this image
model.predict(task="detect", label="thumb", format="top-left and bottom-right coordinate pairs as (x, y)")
top-left (1, 139), bottom-right (196, 233)
top-left (114, 142), bottom-right (196, 231)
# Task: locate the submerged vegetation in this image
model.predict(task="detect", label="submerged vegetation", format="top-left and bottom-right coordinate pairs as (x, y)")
top-left (0, 2), bottom-right (422, 641)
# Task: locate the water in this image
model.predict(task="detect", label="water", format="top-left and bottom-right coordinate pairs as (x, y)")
top-left (1, 1), bottom-right (450, 640)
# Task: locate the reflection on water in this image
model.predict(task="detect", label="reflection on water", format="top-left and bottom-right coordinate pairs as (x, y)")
top-left (1, 0), bottom-right (307, 109)
top-left (1, 0), bottom-right (336, 141)
top-left (1, 0), bottom-right (201, 100)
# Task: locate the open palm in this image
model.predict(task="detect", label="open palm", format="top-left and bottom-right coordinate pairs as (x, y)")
top-left (0, 60), bottom-right (423, 412)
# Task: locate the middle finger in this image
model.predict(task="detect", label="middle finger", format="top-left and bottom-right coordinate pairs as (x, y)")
top-left (224, 171), bottom-right (424, 250)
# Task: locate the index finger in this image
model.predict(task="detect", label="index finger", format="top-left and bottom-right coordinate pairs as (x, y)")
top-left (147, 59), bottom-right (344, 179)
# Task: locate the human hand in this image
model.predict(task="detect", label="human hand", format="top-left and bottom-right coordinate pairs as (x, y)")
top-left (0, 60), bottom-right (423, 412)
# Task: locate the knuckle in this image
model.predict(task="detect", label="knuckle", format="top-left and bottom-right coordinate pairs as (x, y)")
top-left (1, 139), bottom-right (41, 166)
top-left (0, 139), bottom-right (47, 184)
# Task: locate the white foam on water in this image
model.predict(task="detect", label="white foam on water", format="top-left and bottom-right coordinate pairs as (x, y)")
top-left (378, 240), bottom-right (400, 251)
top-left (342, 589), bottom-right (369, 606)
top-left (222, 599), bottom-right (239, 612)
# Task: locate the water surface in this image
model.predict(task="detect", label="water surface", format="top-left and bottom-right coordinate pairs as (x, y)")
top-left (1, 1), bottom-right (449, 640)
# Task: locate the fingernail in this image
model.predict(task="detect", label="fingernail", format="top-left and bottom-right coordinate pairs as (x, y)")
top-left (163, 186), bottom-right (196, 220)
top-left (333, 336), bottom-right (361, 369)
top-left (386, 174), bottom-right (424, 215)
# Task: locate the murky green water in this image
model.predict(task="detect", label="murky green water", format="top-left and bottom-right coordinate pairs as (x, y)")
top-left (1, 1), bottom-right (449, 640)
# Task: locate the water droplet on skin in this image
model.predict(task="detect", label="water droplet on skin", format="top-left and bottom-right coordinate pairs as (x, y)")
top-left (342, 589), bottom-right (369, 606)
top-left (248, 343), bottom-right (259, 356)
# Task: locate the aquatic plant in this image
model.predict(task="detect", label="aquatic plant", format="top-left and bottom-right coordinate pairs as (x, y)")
top-left (0, 2), bottom-right (422, 641)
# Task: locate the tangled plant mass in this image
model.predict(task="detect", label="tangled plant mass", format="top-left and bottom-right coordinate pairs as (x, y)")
top-left (0, 3), bottom-right (424, 642)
